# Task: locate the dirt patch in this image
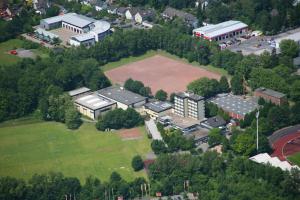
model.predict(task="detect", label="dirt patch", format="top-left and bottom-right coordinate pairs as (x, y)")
top-left (119, 128), bottom-right (142, 141)
top-left (105, 55), bottom-right (221, 94)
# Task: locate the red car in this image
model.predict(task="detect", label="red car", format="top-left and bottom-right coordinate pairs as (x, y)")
top-left (10, 50), bottom-right (17, 55)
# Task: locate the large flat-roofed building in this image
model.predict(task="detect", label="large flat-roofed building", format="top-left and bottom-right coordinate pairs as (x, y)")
top-left (254, 87), bottom-right (287, 106)
top-left (38, 13), bottom-right (110, 47)
top-left (74, 92), bottom-right (116, 120)
top-left (143, 101), bottom-right (173, 120)
top-left (97, 86), bottom-right (147, 110)
top-left (193, 20), bottom-right (248, 42)
top-left (68, 87), bottom-right (92, 99)
top-left (210, 94), bottom-right (258, 120)
top-left (174, 92), bottom-right (205, 120)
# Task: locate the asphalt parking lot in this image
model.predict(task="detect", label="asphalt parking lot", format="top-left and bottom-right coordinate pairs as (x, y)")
top-left (227, 36), bottom-right (274, 55)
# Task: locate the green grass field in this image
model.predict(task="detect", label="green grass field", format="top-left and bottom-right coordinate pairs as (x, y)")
top-left (0, 39), bottom-right (23, 64)
top-left (288, 153), bottom-right (300, 167)
top-left (101, 50), bottom-right (229, 77)
top-left (0, 120), bottom-right (151, 182)
top-left (0, 39), bottom-right (49, 65)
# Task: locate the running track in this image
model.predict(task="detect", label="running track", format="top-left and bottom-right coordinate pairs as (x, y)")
top-left (271, 131), bottom-right (300, 161)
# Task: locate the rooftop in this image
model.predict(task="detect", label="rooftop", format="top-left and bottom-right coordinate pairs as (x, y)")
top-left (163, 7), bottom-right (197, 22)
top-left (176, 92), bottom-right (204, 101)
top-left (144, 101), bottom-right (173, 113)
top-left (255, 87), bottom-right (286, 98)
top-left (42, 13), bottom-right (96, 28)
top-left (68, 87), bottom-right (91, 97)
top-left (204, 116), bottom-right (226, 128)
top-left (97, 86), bottom-right (147, 106)
top-left (250, 153), bottom-right (300, 171)
top-left (75, 92), bottom-right (115, 110)
top-left (193, 20), bottom-right (248, 38)
top-left (166, 113), bottom-right (200, 129)
top-left (210, 94), bottom-right (258, 117)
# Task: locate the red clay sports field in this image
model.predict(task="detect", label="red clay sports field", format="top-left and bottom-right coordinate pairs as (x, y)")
top-left (270, 125), bottom-right (300, 161)
top-left (105, 55), bottom-right (221, 94)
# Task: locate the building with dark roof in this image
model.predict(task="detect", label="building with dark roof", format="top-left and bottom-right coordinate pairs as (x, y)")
top-left (210, 94), bottom-right (258, 120)
top-left (143, 101), bottom-right (173, 119)
top-left (201, 116), bottom-right (226, 130)
top-left (162, 7), bottom-right (198, 27)
top-left (97, 86), bottom-right (147, 110)
top-left (174, 92), bottom-right (205, 120)
top-left (116, 7), bottom-right (128, 16)
top-left (134, 9), bottom-right (155, 23)
top-left (254, 87), bottom-right (287, 105)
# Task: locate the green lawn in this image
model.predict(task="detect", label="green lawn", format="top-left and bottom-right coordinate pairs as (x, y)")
top-left (0, 120), bottom-right (151, 182)
top-left (101, 50), bottom-right (229, 77)
top-left (288, 152), bottom-right (300, 167)
top-left (0, 39), bottom-right (49, 65)
top-left (0, 39), bottom-right (23, 64)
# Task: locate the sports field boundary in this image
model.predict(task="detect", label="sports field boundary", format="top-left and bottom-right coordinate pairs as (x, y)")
top-left (101, 50), bottom-right (229, 78)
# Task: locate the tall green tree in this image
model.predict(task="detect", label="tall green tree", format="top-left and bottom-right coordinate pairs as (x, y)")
top-left (155, 89), bottom-right (168, 101)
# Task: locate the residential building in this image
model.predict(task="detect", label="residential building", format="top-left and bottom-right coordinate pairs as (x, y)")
top-left (193, 20), bottom-right (248, 42)
top-left (134, 9), bottom-right (155, 24)
top-left (174, 92), bottom-right (205, 120)
top-left (93, 0), bottom-right (107, 11)
top-left (39, 13), bottom-right (111, 46)
top-left (125, 7), bottom-right (139, 20)
top-left (254, 87), bottom-right (287, 106)
top-left (201, 116), bottom-right (226, 130)
top-left (97, 86), bottom-right (147, 110)
top-left (116, 7), bottom-right (128, 17)
top-left (184, 128), bottom-right (209, 145)
top-left (68, 87), bottom-right (92, 99)
top-left (107, 5), bottom-right (117, 14)
top-left (143, 101), bottom-right (173, 120)
top-left (74, 92), bottom-right (116, 120)
top-left (162, 7), bottom-right (198, 28)
top-left (210, 94), bottom-right (258, 120)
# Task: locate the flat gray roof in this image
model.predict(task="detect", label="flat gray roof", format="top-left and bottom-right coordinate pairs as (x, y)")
top-left (75, 92), bottom-right (115, 110)
top-left (68, 87), bottom-right (91, 97)
top-left (42, 13), bottom-right (95, 28)
top-left (210, 94), bottom-right (258, 117)
top-left (176, 92), bottom-right (204, 101)
top-left (97, 86), bottom-right (147, 106)
top-left (144, 101), bottom-right (173, 113)
top-left (255, 87), bottom-right (286, 98)
top-left (193, 20), bottom-right (248, 38)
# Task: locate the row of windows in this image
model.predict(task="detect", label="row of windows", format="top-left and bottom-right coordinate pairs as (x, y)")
top-left (213, 30), bottom-right (244, 41)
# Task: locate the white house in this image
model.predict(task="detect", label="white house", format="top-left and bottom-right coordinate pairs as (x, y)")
top-left (125, 8), bottom-right (139, 20)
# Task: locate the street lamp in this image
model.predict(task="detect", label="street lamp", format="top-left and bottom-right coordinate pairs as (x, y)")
top-left (256, 109), bottom-right (260, 152)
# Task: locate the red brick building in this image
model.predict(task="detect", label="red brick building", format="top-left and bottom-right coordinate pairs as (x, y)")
top-left (254, 87), bottom-right (287, 106)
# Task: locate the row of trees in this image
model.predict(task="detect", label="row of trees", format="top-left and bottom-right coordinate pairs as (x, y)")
top-left (0, 171), bottom-right (148, 200)
top-left (96, 108), bottom-right (144, 131)
top-left (187, 76), bottom-right (230, 98)
top-left (202, 0), bottom-right (300, 35)
top-left (2, 152), bottom-right (300, 199)
top-left (0, 56), bottom-right (111, 122)
top-left (148, 152), bottom-right (300, 198)
top-left (124, 78), bottom-right (152, 97)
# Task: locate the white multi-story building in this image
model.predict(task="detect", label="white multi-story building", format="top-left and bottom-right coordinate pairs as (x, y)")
top-left (39, 13), bottom-right (111, 46)
top-left (174, 92), bottom-right (205, 120)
